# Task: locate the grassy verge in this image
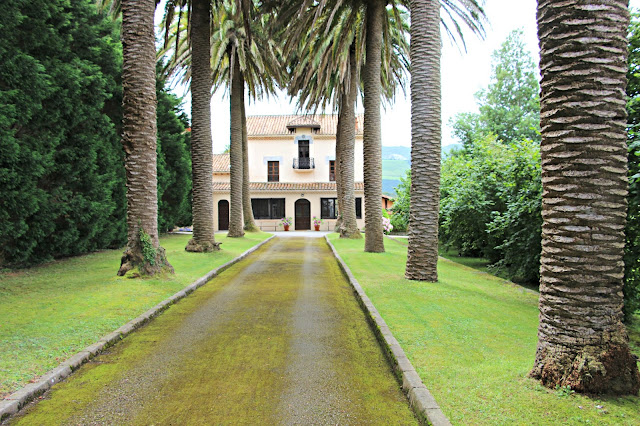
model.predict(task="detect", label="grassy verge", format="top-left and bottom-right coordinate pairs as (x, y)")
top-left (329, 234), bottom-right (640, 425)
top-left (0, 232), bottom-right (270, 398)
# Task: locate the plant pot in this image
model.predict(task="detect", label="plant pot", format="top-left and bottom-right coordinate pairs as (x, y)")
top-left (314, 225), bottom-right (320, 231)
top-left (283, 225), bottom-right (290, 231)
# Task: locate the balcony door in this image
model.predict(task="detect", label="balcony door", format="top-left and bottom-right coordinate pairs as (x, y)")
top-left (295, 198), bottom-right (311, 230)
top-left (298, 140), bottom-right (310, 169)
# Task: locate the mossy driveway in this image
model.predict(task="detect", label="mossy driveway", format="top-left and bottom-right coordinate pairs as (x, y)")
top-left (11, 237), bottom-right (416, 425)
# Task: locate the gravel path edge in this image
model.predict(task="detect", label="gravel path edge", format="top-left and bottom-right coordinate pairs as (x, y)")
top-left (324, 235), bottom-right (451, 426)
top-left (0, 235), bottom-right (275, 422)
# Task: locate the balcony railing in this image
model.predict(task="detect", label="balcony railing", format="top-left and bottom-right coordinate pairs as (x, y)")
top-left (293, 157), bottom-right (315, 169)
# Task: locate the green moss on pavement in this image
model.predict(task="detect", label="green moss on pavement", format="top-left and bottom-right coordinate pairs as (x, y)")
top-left (12, 237), bottom-right (416, 424)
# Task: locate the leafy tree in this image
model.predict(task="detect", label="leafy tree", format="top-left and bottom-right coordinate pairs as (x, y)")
top-left (451, 29), bottom-right (540, 147)
top-left (439, 137), bottom-right (542, 283)
top-left (0, 0), bottom-right (126, 266)
top-left (625, 11), bottom-right (640, 321)
top-left (390, 170), bottom-right (410, 232)
top-left (156, 72), bottom-right (192, 233)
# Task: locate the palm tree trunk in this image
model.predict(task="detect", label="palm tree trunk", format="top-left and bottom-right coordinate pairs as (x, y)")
top-left (334, 108), bottom-right (344, 233)
top-left (530, 0), bottom-right (639, 395)
top-left (241, 76), bottom-right (259, 232)
top-left (228, 57), bottom-right (245, 237)
top-left (185, 0), bottom-right (218, 253)
top-left (117, 0), bottom-right (173, 276)
top-left (340, 45), bottom-right (362, 239)
top-left (363, 0), bottom-right (385, 253)
top-left (405, 0), bottom-right (441, 281)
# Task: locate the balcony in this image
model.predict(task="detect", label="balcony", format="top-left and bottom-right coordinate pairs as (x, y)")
top-left (293, 157), bottom-right (315, 170)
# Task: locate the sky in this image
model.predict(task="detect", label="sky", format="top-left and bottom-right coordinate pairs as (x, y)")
top-left (158, 0), bottom-right (640, 153)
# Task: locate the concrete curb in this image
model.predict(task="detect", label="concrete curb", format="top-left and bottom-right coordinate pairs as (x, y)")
top-left (324, 235), bottom-right (451, 426)
top-left (0, 235), bottom-right (275, 423)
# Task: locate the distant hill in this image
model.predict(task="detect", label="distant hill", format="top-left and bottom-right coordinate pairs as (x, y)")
top-left (382, 146), bottom-right (411, 161)
top-left (380, 144), bottom-right (462, 196)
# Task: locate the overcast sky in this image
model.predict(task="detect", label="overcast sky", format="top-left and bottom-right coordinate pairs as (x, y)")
top-left (159, 0), bottom-right (640, 153)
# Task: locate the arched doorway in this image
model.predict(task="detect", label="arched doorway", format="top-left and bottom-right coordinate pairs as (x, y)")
top-left (294, 199), bottom-right (310, 230)
top-left (218, 200), bottom-right (229, 231)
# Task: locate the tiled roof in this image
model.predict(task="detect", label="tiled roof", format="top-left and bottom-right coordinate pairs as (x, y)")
top-left (246, 114), bottom-right (364, 136)
top-left (286, 116), bottom-right (320, 129)
top-left (212, 182), bottom-right (365, 191)
top-left (212, 154), bottom-right (230, 173)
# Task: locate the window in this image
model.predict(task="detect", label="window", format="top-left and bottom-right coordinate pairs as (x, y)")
top-left (321, 198), bottom-right (338, 219)
top-left (251, 198), bottom-right (285, 219)
top-left (329, 160), bottom-right (336, 181)
top-left (267, 161), bottom-right (279, 182)
top-left (355, 197), bottom-right (362, 219)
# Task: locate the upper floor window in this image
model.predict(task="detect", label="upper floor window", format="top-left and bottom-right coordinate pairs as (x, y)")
top-left (268, 161), bottom-right (279, 182)
top-left (329, 160), bottom-right (336, 181)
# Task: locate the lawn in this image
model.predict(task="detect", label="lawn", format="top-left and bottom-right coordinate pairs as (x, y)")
top-left (328, 234), bottom-right (640, 425)
top-left (0, 232), bottom-right (271, 398)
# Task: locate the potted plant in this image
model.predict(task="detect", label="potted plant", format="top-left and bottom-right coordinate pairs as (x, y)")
top-left (280, 217), bottom-right (293, 231)
top-left (313, 216), bottom-right (323, 231)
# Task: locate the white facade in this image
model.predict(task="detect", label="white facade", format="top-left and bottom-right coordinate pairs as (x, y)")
top-left (212, 114), bottom-right (365, 232)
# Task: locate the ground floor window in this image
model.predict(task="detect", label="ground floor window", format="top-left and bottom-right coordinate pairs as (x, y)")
top-left (251, 198), bottom-right (285, 219)
top-left (355, 197), bottom-right (362, 219)
top-left (321, 198), bottom-right (338, 219)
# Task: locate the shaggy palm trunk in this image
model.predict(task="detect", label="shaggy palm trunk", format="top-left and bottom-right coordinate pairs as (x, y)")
top-left (241, 79), bottom-right (259, 232)
top-left (228, 59), bottom-right (245, 237)
top-left (185, 0), bottom-right (218, 253)
top-left (339, 46), bottom-right (361, 239)
top-left (117, 0), bottom-right (173, 276)
top-left (363, 0), bottom-right (385, 253)
top-left (334, 114), bottom-right (344, 233)
top-left (530, 0), bottom-right (639, 395)
top-left (405, 0), bottom-right (441, 281)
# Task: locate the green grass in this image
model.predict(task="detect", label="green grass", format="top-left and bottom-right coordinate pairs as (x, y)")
top-left (329, 234), bottom-right (640, 425)
top-left (0, 232), bottom-right (270, 398)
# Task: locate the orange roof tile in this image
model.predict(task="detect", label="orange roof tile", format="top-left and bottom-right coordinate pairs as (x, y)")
top-left (212, 182), bottom-right (364, 192)
top-left (246, 114), bottom-right (364, 136)
top-left (212, 154), bottom-right (230, 173)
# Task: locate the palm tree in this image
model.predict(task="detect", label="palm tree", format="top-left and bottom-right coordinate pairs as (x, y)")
top-left (529, 0), bottom-right (639, 394)
top-left (284, 2), bottom-right (409, 240)
top-left (162, 1), bottom-right (280, 238)
top-left (241, 87), bottom-right (260, 232)
top-left (530, 0), bottom-right (640, 395)
top-left (113, 0), bottom-right (173, 276)
top-left (274, 0), bottom-right (482, 252)
top-left (210, 1), bottom-right (281, 237)
top-left (185, 0), bottom-right (220, 251)
top-left (406, 0), bottom-right (485, 280)
top-left (404, 0), bottom-right (442, 280)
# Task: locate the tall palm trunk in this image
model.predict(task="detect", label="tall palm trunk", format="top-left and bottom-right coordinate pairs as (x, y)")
top-left (363, 0), bottom-right (385, 253)
top-left (117, 0), bottom-right (173, 276)
top-left (339, 45), bottom-right (362, 239)
top-left (228, 57), bottom-right (245, 237)
top-left (334, 113), bottom-right (344, 233)
top-left (186, 0), bottom-right (218, 252)
top-left (241, 77), bottom-right (259, 232)
top-left (405, 0), bottom-right (441, 281)
top-left (530, 0), bottom-right (639, 395)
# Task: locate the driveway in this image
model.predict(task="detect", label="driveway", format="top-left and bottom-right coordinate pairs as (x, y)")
top-left (12, 237), bottom-right (416, 425)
